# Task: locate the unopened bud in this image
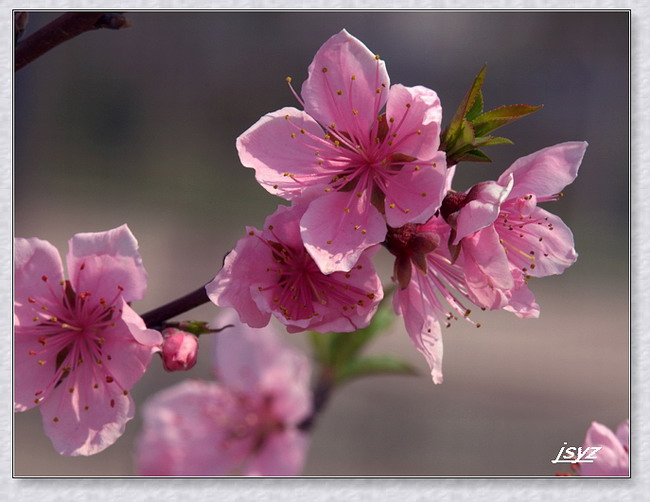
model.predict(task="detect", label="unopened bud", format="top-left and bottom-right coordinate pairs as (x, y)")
top-left (161, 328), bottom-right (199, 372)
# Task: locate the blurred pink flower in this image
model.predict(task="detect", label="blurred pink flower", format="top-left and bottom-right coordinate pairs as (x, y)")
top-left (135, 311), bottom-right (312, 476)
top-left (237, 29), bottom-right (449, 274)
top-left (580, 420), bottom-right (629, 476)
top-left (160, 328), bottom-right (199, 371)
top-left (206, 201), bottom-right (383, 334)
top-left (14, 225), bottom-right (162, 456)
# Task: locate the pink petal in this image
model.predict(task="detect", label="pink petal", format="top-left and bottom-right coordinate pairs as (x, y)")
top-left (300, 190), bottom-right (386, 274)
top-left (502, 269), bottom-right (540, 319)
top-left (245, 429), bottom-right (309, 476)
top-left (394, 273), bottom-right (444, 384)
top-left (14, 332), bottom-right (60, 412)
top-left (236, 107), bottom-right (330, 199)
top-left (497, 142), bottom-right (587, 199)
top-left (383, 151), bottom-right (448, 228)
top-left (14, 237), bottom-right (65, 325)
top-left (616, 420), bottom-right (629, 451)
top-left (39, 360), bottom-right (135, 456)
top-left (135, 380), bottom-right (245, 475)
top-left (453, 176), bottom-right (513, 244)
top-left (498, 205), bottom-right (577, 277)
top-left (213, 310), bottom-right (312, 425)
top-left (206, 231), bottom-right (272, 329)
top-left (580, 421), bottom-right (629, 476)
top-left (385, 84), bottom-right (442, 159)
top-left (301, 29), bottom-right (389, 138)
top-left (67, 224), bottom-right (147, 303)
top-left (101, 304), bottom-right (160, 391)
top-left (462, 226), bottom-right (513, 309)
top-left (119, 300), bottom-right (163, 348)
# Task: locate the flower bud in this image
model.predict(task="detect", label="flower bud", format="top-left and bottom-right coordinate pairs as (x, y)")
top-left (161, 328), bottom-right (199, 372)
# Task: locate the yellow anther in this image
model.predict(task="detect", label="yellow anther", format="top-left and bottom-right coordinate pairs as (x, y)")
top-left (286, 76), bottom-right (292, 83)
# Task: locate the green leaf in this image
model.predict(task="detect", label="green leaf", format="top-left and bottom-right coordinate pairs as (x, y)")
top-left (329, 301), bottom-right (395, 368)
top-left (335, 356), bottom-right (418, 384)
top-left (474, 136), bottom-right (514, 147)
top-left (458, 149), bottom-right (493, 163)
top-left (472, 104), bottom-right (542, 136)
top-left (441, 65), bottom-right (486, 149)
top-left (465, 90), bottom-right (483, 122)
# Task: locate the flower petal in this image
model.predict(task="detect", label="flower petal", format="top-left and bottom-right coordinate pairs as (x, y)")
top-left (14, 237), bottom-right (65, 325)
top-left (385, 84), bottom-right (442, 159)
top-left (135, 380), bottom-right (243, 475)
top-left (39, 360), bottom-right (135, 456)
top-left (462, 226), bottom-right (513, 309)
top-left (502, 269), bottom-right (540, 319)
top-left (119, 299), bottom-right (163, 348)
top-left (580, 421), bottom-right (629, 476)
top-left (616, 420), bottom-right (629, 451)
top-left (236, 107), bottom-right (330, 199)
top-left (245, 429), bottom-right (309, 476)
top-left (453, 176), bottom-right (513, 244)
top-left (383, 151), bottom-right (448, 228)
top-left (497, 142), bottom-right (587, 199)
top-left (394, 273), bottom-right (444, 384)
top-left (67, 224), bottom-right (147, 303)
top-left (206, 231), bottom-right (272, 329)
top-left (14, 332), bottom-right (59, 412)
top-left (213, 310), bottom-right (311, 425)
top-left (301, 190), bottom-right (386, 274)
top-left (498, 205), bottom-right (577, 277)
top-left (301, 29), bottom-right (389, 138)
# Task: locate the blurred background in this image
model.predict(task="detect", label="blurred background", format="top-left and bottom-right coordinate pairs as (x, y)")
top-left (14, 11), bottom-right (629, 476)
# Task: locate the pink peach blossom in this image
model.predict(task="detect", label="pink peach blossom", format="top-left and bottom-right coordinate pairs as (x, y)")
top-left (14, 225), bottom-right (162, 456)
top-left (442, 142), bottom-right (586, 312)
top-left (135, 311), bottom-right (312, 476)
top-left (206, 201), bottom-right (383, 334)
top-left (236, 29), bottom-right (449, 273)
top-left (579, 420), bottom-right (629, 476)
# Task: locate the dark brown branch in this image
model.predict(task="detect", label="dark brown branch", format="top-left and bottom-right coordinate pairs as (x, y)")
top-left (15, 12), bottom-right (130, 72)
top-left (298, 371), bottom-right (335, 432)
top-left (141, 286), bottom-right (211, 330)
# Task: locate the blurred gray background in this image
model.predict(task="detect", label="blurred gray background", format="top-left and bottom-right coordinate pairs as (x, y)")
top-left (14, 11), bottom-right (628, 476)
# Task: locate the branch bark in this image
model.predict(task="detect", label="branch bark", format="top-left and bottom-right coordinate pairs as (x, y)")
top-left (15, 12), bottom-right (130, 72)
top-left (140, 286), bottom-right (211, 330)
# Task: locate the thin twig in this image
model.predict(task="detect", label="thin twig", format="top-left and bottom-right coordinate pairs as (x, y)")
top-left (15, 12), bottom-right (130, 72)
top-left (141, 286), bottom-right (211, 330)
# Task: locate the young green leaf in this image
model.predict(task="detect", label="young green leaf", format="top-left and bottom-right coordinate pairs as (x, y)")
top-left (472, 104), bottom-right (543, 136)
top-left (335, 356), bottom-right (418, 384)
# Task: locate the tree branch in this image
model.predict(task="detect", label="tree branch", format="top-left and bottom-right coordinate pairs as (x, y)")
top-left (15, 12), bottom-right (130, 72)
top-left (141, 286), bottom-right (211, 330)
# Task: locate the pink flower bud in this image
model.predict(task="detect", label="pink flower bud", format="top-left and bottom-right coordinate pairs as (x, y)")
top-left (161, 328), bottom-right (199, 372)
